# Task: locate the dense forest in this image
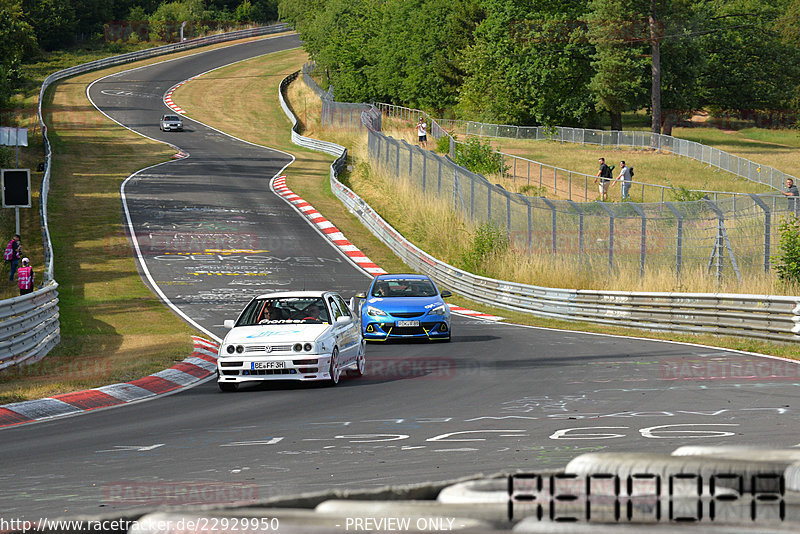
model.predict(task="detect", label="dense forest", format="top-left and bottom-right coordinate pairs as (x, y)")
top-left (0, 0), bottom-right (279, 106)
top-left (279, 0), bottom-right (800, 133)
top-left (2, 0), bottom-right (800, 133)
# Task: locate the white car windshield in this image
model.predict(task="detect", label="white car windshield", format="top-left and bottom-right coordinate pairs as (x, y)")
top-left (371, 279), bottom-right (437, 297)
top-left (163, 115), bottom-right (180, 121)
top-left (236, 297), bottom-right (330, 325)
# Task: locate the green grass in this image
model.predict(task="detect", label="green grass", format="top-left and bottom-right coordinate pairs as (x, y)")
top-left (670, 127), bottom-right (800, 180)
top-left (493, 138), bottom-right (771, 202)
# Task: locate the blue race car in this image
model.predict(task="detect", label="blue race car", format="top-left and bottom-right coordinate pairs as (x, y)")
top-left (358, 274), bottom-right (452, 342)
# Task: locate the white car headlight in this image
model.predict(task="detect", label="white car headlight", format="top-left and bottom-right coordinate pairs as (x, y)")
top-left (366, 306), bottom-right (388, 317)
top-left (428, 304), bottom-right (447, 316)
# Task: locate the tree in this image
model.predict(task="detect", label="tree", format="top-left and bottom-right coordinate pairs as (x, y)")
top-left (644, 0), bottom-right (706, 135)
top-left (370, 0), bottom-right (482, 112)
top-left (300, 0), bottom-right (379, 102)
top-left (71, 0), bottom-right (113, 38)
top-left (586, 0), bottom-right (649, 130)
top-left (149, 0), bottom-right (211, 41)
top-left (22, 0), bottom-right (77, 49)
top-left (282, 0), bottom-right (481, 108)
top-left (250, 0), bottom-right (278, 22)
top-left (658, 7), bottom-right (704, 134)
top-left (0, 0), bottom-right (36, 105)
top-left (458, 0), bottom-right (594, 126)
top-left (234, 0), bottom-right (253, 22)
top-left (697, 0), bottom-right (800, 117)
top-left (647, 0), bottom-right (661, 134)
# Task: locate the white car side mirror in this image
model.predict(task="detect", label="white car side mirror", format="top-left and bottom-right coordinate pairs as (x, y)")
top-left (223, 320), bottom-right (235, 329)
top-left (335, 316), bottom-right (351, 325)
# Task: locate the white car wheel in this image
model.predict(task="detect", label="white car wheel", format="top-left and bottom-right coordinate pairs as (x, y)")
top-left (328, 347), bottom-right (340, 385)
top-left (347, 342), bottom-right (366, 377)
top-left (219, 382), bottom-right (238, 392)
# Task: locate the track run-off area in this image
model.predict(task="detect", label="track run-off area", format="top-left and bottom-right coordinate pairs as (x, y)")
top-left (0, 34), bottom-right (798, 519)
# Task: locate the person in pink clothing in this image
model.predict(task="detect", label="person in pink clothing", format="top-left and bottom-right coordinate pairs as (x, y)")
top-left (17, 257), bottom-right (34, 295)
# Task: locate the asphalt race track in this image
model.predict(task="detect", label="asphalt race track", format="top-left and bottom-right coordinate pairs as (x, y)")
top-left (1, 34), bottom-right (798, 519)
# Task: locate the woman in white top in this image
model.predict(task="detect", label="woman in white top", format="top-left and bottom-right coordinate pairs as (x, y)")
top-left (416, 118), bottom-right (427, 148)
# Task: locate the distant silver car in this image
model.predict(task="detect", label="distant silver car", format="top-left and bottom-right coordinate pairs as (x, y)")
top-left (159, 114), bottom-right (183, 131)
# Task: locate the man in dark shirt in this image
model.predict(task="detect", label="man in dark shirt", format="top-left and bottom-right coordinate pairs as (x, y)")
top-left (784, 178), bottom-right (799, 211)
top-left (7, 234), bottom-right (20, 282)
top-left (594, 157), bottom-right (613, 201)
top-left (783, 178), bottom-right (798, 197)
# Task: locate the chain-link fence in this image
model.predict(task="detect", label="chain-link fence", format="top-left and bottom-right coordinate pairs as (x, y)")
top-left (367, 131), bottom-right (800, 280)
top-left (434, 118), bottom-right (793, 192)
top-left (379, 103), bottom-right (777, 204)
top-left (301, 64), bottom-right (799, 280)
top-left (302, 63), bottom-right (381, 131)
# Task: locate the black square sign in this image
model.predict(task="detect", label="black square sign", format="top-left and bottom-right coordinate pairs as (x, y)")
top-left (1, 169), bottom-right (31, 208)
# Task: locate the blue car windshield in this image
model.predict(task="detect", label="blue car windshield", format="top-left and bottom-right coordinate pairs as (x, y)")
top-left (372, 279), bottom-right (437, 297)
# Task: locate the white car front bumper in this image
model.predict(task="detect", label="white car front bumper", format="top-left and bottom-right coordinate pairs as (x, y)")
top-left (217, 353), bottom-right (334, 383)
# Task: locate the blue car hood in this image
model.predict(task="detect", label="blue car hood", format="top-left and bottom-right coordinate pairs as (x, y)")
top-left (364, 295), bottom-right (446, 314)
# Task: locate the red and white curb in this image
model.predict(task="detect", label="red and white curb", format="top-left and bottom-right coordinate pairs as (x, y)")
top-left (163, 77), bottom-right (200, 115)
top-left (448, 306), bottom-right (503, 321)
top-left (163, 79), bottom-right (195, 158)
top-left (271, 176), bottom-right (503, 321)
top-left (0, 337), bottom-right (219, 428)
top-left (273, 176), bottom-right (387, 276)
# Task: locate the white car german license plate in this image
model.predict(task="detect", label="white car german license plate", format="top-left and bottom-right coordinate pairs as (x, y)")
top-left (396, 320), bottom-right (420, 327)
top-left (252, 361), bottom-right (287, 370)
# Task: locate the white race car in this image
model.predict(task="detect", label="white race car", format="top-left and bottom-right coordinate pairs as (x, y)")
top-left (216, 291), bottom-right (366, 391)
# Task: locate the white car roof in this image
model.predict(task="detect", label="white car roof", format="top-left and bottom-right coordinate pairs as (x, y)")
top-left (252, 290), bottom-right (334, 299)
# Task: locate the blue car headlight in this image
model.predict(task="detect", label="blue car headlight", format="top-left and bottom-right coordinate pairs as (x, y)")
top-left (366, 306), bottom-right (388, 317)
top-left (428, 304), bottom-right (447, 316)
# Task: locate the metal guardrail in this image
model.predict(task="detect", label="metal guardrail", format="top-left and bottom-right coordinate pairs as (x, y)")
top-left (0, 23), bottom-right (291, 371)
top-left (280, 71), bottom-right (348, 166)
top-left (282, 71), bottom-right (800, 344)
top-left (0, 282), bottom-right (60, 370)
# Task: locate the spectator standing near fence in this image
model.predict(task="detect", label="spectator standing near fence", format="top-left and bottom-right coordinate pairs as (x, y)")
top-left (4, 234), bottom-right (21, 282)
top-left (617, 161), bottom-right (632, 200)
top-left (416, 117), bottom-right (427, 148)
top-left (17, 257), bottom-right (34, 295)
top-left (594, 158), bottom-right (613, 201)
top-left (782, 178), bottom-right (798, 197)
top-left (783, 178), bottom-right (799, 210)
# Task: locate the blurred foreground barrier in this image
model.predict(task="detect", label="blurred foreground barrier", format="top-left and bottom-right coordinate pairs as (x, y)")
top-left (0, 281), bottom-right (59, 370)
